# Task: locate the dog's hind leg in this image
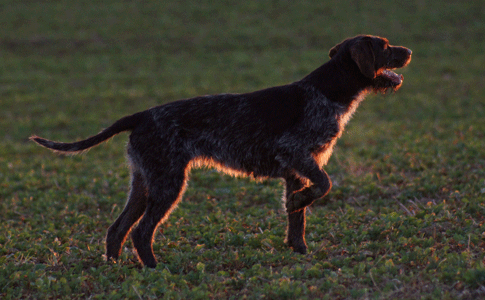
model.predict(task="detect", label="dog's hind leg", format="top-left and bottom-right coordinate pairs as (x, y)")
top-left (130, 165), bottom-right (189, 268)
top-left (106, 170), bottom-right (148, 262)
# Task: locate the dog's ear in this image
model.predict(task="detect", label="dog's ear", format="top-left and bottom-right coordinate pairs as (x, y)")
top-left (349, 40), bottom-right (376, 79)
top-left (329, 43), bottom-right (341, 58)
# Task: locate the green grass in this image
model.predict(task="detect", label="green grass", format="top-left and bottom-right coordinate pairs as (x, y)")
top-left (2, 0), bottom-right (485, 298)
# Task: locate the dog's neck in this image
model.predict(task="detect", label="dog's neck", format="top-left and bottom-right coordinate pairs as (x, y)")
top-left (301, 58), bottom-right (372, 107)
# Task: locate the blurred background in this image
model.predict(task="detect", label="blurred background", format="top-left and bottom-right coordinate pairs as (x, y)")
top-left (1, 1), bottom-right (484, 298)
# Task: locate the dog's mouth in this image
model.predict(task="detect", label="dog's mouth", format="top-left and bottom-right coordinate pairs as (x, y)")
top-left (381, 69), bottom-right (403, 86)
top-left (373, 68), bottom-right (404, 92)
top-left (375, 52), bottom-right (412, 92)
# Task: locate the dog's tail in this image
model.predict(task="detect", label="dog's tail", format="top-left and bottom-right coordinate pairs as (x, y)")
top-left (30, 111), bottom-right (145, 153)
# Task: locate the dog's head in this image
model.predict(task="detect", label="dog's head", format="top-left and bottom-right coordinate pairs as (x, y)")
top-left (329, 35), bottom-right (412, 93)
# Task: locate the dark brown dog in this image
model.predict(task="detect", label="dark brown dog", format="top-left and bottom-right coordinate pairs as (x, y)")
top-left (31, 35), bottom-right (412, 268)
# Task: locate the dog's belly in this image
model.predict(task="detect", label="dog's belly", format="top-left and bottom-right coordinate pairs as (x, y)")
top-left (190, 153), bottom-right (284, 179)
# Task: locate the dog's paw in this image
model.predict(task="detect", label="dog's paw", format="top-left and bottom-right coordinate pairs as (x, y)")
top-left (287, 240), bottom-right (308, 254)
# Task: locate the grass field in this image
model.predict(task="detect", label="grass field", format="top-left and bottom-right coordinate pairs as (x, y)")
top-left (1, 0), bottom-right (485, 299)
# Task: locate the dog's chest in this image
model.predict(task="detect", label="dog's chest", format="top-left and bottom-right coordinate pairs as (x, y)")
top-left (311, 97), bottom-right (362, 166)
top-left (336, 99), bottom-right (361, 135)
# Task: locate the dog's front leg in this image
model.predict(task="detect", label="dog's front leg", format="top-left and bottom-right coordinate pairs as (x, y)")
top-left (286, 165), bottom-right (332, 213)
top-left (284, 175), bottom-right (307, 254)
top-left (286, 184), bottom-right (328, 254)
top-left (286, 184), bottom-right (327, 213)
top-left (285, 162), bottom-right (332, 254)
top-left (286, 208), bottom-right (308, 254)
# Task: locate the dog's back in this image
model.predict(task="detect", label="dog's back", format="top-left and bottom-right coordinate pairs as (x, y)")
top-left (134, 82), bottom-right (342, 178)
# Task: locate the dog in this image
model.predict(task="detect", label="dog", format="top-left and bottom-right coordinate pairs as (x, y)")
top-left (31, 35), bottom-right (412, 268)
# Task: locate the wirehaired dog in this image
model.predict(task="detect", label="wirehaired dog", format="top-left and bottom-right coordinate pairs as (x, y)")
top-left (31, 35), bottom-right (412, 268)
